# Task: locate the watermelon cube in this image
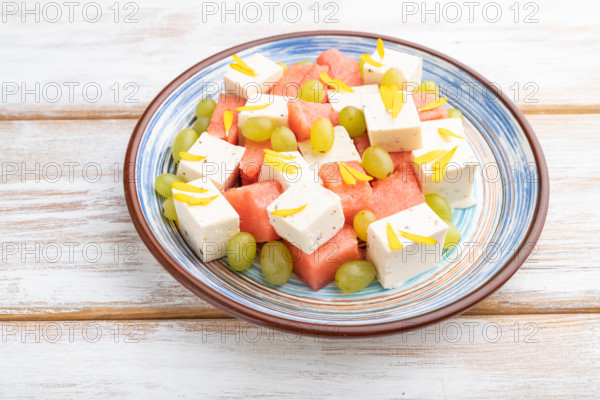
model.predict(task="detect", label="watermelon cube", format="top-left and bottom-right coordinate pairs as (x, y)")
top-left (412, 91), bottom-right (449, 121)
top-left (270, 63), bottom-right (329, 99)
top-left (370, 165), bottom-right (424, 219)
top-left (285, 225), bottom-right (361, 291)
top-left (239, 139), bottom-right (272, 186)
top-left (353, 134), bottom-right (370, 157)
top-left (319, 161), bottom-right (373, 223)
top-left (222, 181), bottom-right (283, 242)
top-left (317, 49), bottom-right (363, 87)
top-left (207, 93), bottom-right (246, 145)
top-left (288, 100), bottom-right (338, 142)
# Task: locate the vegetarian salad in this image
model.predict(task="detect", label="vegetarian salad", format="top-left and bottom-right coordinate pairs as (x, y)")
top-left (154, 39), bottom-right (479, 292)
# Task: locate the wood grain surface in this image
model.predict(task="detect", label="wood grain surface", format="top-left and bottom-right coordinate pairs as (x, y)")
top-left (1, 0), bottom-right (598, 397)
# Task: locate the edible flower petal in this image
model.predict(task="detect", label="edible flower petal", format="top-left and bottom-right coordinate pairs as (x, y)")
top-left (387, 222), bottom-right (403, 251)
top-left (171, 182), bottom-right (210, 193)
top-left (173, 193), bottom-right (218, 206)
top-left (271, 204), bottom-right (307, 217)
top-left (179, 152), bottom-right (207, 162)
top-left (398, 229), bottom-right (437, 245)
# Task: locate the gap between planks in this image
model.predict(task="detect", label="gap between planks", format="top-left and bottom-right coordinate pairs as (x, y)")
top-left (1, 104), bottom-right (599, 121)
top-left (3, 306), bottom-right (600, 322)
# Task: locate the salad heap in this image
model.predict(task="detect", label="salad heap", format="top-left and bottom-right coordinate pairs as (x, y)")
top-left (155, 39), bottom-right (479, 292)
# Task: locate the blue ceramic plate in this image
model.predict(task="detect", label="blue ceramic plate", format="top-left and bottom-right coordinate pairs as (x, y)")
top-left (124, 31), bottom-right (548, 336)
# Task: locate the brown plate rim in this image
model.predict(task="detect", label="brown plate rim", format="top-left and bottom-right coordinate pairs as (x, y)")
top-left (123, 30), bottom-right (549, 337)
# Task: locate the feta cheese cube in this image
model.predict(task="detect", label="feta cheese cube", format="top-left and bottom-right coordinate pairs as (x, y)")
top-left (224, 53), bottom-right (283, 100)
top-left (258, 150), bottom-right (321, 190)
top-left (327, 84), bottom-right (379, 113)
top-left (363, 49), bottom-right (423, 87)
top-left (366, 203), bottom-right (448, 289)
top-left (267, 183), bottom-right (344, 255)
top-left (297, 126), bottom-right (361, 171)
top-left (411, 118), bottom-right (479, 209)
top-left (172, 179), bottom-right (240, 262)
top-left (176, 133), bottom-right (245, 190)
top-left (237, 93), bottom-right (289, 129)
top-left (363, 92), bottom-right (422, 152)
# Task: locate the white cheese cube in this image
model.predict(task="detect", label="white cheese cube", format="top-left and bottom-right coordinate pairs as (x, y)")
top-left (363, 49), bottom-right (423, 87)
top-left (411, 119), bottom-right (479, 209)
top-left (366, 203), bottom-right (448, 289)
top-left (266, 183), bottom-right (344, 255)
top-left (172, 179), bottom-right (240, 262)
top-left (297, 126), bottom-right (361, 172)
top-left (327, 84), bottom-right (379, 113)
top-left (363, 92), bottom-right (422, 152)
top-left (237, 94), bottom-right (289, 128)
top-left (258, 151), bottom-right (321, 190)
top-left (224, 53), bottom-right (283, 100)
top-left (176, 133), bottom-right (245, 190)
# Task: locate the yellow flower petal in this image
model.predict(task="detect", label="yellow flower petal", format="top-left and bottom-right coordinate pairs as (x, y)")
top-left (173, 193), bottom-right (218, 206)
top-left (387, 222), bottom-right (403, 251)
top-left (179, 152), bottom-right (207, 162)
top-left (379, 85), bottom-right (397, 112)
top-left (377, 38), bottom-right (385, 59)
top-left (419, 97), bottom-right (448, 111)
top-left (223, 110), bottom-right (233, 139)
top-left (361, 53), bottom-right (384, 68)
top-left (391, 91), bottom-right (405, 119)
top-left (171, 182), bottom-right (210, 193)
top-left (413, 149), bottom-right (446, 165)
top-left (230, 62), bottom-right (258, 77)
top-left (232, 54), bottom-right (256, 73)
top-left (413, 81), bottom-right (439, 96)
top-left (263, 149), bottom-right (296, 160)
top-left (432, 146), bottom-right (458, 183)
top-left (264, 154), bottom-right (300, 175)
top-left (235, 104), bottom-right (271, 112)
top-left (438, 127), bottom-right (464, 139)
top-left (341, 162), bottom-right (373, 181)
top-left (398, 230), bottom-right (437, 245)
top-left (338, 162), bottom-right (356, 185)
top-left (319, 71), bottom-right (354, 92)
top-left (271, 204), bottom-right (307, 217)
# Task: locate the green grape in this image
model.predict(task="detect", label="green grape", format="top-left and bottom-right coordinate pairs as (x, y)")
top-left (161, 196), bottom-right (177, 221)
top-left (296, 60), bottom-right (314, 65)
top-left (276, 61), bottom-right (288, 72)
top-left (195, 97), bottom-right (216, 118)
top-left (361, 146), bottom-right (394, 179)
top-left (297, 79), bottom-right (325, 103)
top-left (192, 116), bottom-right (210, 134)
top-left (172, 129), bottom-right (200, 162)
top-left (381, 67), bottom-right (406, 89)
top-left (444, 222), bottom-right (461, 250)
top-left (335, 260), bottom-right (376, 293)
top-left (227, 232), bottom-right (257, 272)
top-left (241, 117), bottom-right (275, 142)
top-left (259, 241), bottom-right (293, 285)
top-left (338, 106), bottom-right (367, 138)
top-left (425, 193), bottom-right (453, 222)
top-left (353, 210), bottom-right (377, 242)
top-left (271, 127), bottom-right (297, 152)
top-left (155, 173), bottom-right (185, 198)
top-left (448, 108), bottom-right (464, 121)
top-left (310, 118), bottom-right (334, 153)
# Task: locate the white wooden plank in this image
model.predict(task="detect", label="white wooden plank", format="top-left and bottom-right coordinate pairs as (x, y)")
top-left (0, 0), bottom-right (598, 119)
top-left (0, 315), bottom-right (598, 398)
top-left (0, 114), bottom-right (597, 318)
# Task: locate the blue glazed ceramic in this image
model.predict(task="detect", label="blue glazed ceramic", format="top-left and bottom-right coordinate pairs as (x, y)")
top-left (124, 31), bottom-right (548, 336)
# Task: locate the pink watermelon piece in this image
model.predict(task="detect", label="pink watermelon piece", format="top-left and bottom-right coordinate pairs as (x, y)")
top-left (287, 100), bottom-right (338, 142)
top-left (370, 165), bottom-right (424, 219)
top-left (390, 151), bottom-right (412, 172)
top-left (222, 181), bottom-right (283, 242)
top-left (353, 134), bottom-right (370, 157)
top-left (270, 64), bottom-right (329, 100)
top-left (317, 49), bottom-right (364, 87)
top-left (284, 225), bottom-right (361, 291)
top-left (319, 161), bottom-right (373, 223)
top-left (412, 91), bottom-right (449, 121)
top-left (207, 93), bottom-right (246, 145)
top-left (239, 139), bottom-right (272, 186)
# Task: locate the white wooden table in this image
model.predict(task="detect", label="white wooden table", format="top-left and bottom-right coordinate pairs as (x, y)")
top-left (1, 0), bottom-right (599, 398)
